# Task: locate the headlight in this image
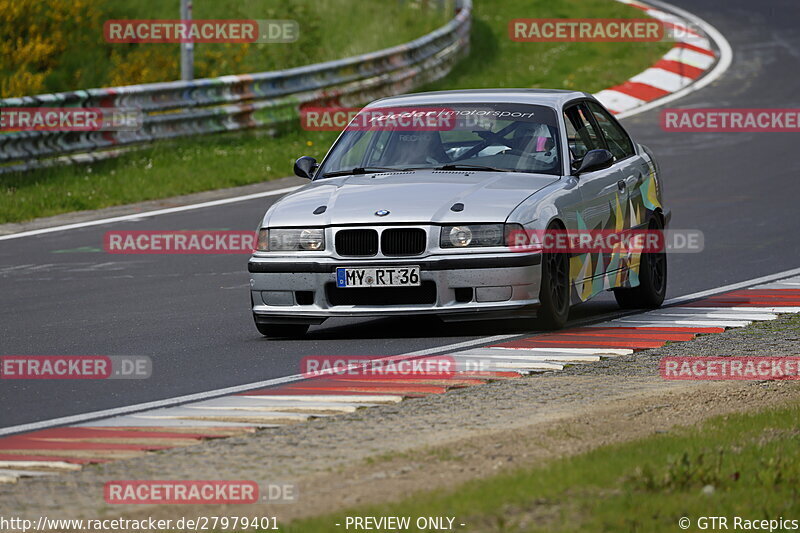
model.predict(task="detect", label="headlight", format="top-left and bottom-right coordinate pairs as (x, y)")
top-left (441, 224), bottom-right (504, 248)
top-left (256, 228), bottom-right (325, 251)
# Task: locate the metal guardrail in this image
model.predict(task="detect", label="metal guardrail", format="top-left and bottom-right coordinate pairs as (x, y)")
top-left (0, 0), bottom-right (471, 174)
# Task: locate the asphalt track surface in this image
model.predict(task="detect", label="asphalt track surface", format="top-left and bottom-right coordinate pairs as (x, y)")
top-left (1, 0), bottom-right (799, 428)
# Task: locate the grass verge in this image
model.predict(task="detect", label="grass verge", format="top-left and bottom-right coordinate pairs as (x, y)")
top-left (1, 0), bottom-right (448, 94)
top-left (0, 129), bottom-right (338, 223)
top-left (0, 0), bottom-right (673, 224)
top-left (282, 395), bottom-right (800, 533)
top-left (420, 0), bottom-right (673, 93)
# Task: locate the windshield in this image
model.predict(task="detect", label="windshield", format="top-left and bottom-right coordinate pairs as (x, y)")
top-left (316, 103), bottom-right (562, 177)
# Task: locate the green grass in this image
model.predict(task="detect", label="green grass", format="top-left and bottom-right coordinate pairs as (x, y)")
top-left (281, 398), bottom-right (800, 533)
top-left (0, 0), bottom-right (673, 224)
top-left (739, 314), bottom-right (800, 335)
top-left (420, 0), bottom-right (673, 93)
top-left (1, 0), bottom-right (449, 93)
top-left (0, 129), bottom-right (339, 223)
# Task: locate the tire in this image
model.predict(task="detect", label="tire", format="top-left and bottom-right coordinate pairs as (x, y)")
top-left (614, 217), bottom-right (667, 309)
top-left (537, 222), bottom-right (570, 330)
top-left (254, 319), bottom-right (309, 338)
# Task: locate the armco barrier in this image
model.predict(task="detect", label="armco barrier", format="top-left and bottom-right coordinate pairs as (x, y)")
top-left (0, 0), bottom-right (471, 174)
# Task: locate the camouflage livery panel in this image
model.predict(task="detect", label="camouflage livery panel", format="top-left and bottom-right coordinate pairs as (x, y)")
top-left (569, 146), bottom-right (663, 304)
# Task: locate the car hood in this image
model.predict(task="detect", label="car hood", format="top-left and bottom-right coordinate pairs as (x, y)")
top-left (263, 170), bottom-right (559, 226)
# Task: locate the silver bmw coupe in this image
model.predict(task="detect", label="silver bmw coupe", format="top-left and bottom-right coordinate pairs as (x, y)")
top-left (248, 89), bottom-right (668, 337)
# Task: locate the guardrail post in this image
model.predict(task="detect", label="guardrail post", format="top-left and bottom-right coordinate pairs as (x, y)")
top-left (180, 0), bottom-right (194, 81)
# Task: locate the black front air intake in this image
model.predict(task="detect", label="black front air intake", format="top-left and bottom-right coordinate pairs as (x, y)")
top-left (381, 228), bottom-right (426, 256)
top-left (335, 229), bottom-right (379, 256)
top-left (325, 281), bottom-right (437, 306)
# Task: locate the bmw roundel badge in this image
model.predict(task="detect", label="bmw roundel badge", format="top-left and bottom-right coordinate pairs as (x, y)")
top-left (375, 209), bottom-right (390, 216)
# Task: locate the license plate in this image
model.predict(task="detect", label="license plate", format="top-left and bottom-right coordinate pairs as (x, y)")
top-left (336, 266), bottom-right (420, 288)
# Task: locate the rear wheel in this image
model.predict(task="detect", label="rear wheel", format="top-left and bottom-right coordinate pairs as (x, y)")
top-left (537, 222), bottom-right (570, 330)
top-left (614, 217), bottom-right (667, 309)
top-left (254, 319), bottom-right (309, 338)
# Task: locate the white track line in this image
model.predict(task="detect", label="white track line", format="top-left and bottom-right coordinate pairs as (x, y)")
top-left (677, 307), bottom-right (800, 314)
top-left (131, 408), bottom-right (313, 422)
top-left (240, 394), bottom-right (403, 404)
top-left (452, 353), bottom-right (571, 364)
top-left (452, 359), bottom-right (564, 371)
top-left (76, 418), bottom-right (263, 428)
top-left (402, 334), bottom-right (521, 357)
top-left (665, 267), bottom-right (800, 306)
top-left (490, 346), bottom-right (634, 355)
top-left (188, 404), bottom-right (360, 414)
top-left (644, 311), bottom-right (778, 320)
top-left (612, 315), bottom-right (752, 325)
top-left (648, 313), bottom-right (778, 322)
top-left (188, 397), bottom-right (366, 412)
top-left (607, 319), bottom-right (752, 328)
top-left (455, 349), bottom-right (601, 362)
top-left (0, 186), bottom-right (301, 241)
top-left (0, 461), bottom-right (80, 472)
top-left (649, 307), bottom-right (779, 314)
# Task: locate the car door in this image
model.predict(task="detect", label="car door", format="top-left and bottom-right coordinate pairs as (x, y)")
top-left (586, 101), bottom-right (646, 230)
top-left (586, 101), bottom-right (652, 285)
top-left (563, 102), bottom-right (621, 299)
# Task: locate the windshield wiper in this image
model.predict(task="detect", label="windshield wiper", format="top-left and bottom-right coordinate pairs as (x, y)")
top-left (322, 166), bottom-right (420, 178)
top-left (435, 164), bottom-right (510, 172)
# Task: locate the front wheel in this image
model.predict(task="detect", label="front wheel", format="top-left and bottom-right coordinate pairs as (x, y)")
top-left (613, 217), bottom-right (667, 309)
top-left (254, 319), bottom-right (309, 338)
top-left (537, 223), bottom-right (570, 329)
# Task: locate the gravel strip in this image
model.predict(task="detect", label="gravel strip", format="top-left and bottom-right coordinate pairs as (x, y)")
top-left (2, 314), bottom-right (799, 527)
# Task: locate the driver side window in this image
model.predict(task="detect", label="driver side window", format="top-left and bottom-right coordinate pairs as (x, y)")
top-left (563, 104), bottom-right (603, 163)
top-left (587, 102), bottom-right (634, 160)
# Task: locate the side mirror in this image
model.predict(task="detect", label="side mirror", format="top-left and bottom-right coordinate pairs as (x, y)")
top-left (294, 156), bottom-right (317, 179)
top-left (575, 149), bottom-right (614, 175)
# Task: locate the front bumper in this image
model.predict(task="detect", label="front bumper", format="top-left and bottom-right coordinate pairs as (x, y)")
top-left (249, 253), bottom-right (542, 324)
